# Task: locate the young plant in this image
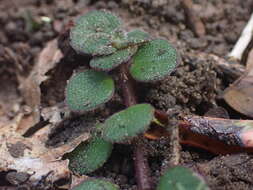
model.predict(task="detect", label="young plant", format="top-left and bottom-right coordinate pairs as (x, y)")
top-left (64, 10), bottom-right (202, 189)
top-left (72, 178), bottom-right (119, 190)
top-left (157, 166), bottom-right (209, 190)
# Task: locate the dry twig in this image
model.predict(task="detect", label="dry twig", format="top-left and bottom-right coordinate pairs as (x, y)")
top-left (181, 0), bottom-right (206, 37)
top-left (228, 13), bottom-right (253, 62)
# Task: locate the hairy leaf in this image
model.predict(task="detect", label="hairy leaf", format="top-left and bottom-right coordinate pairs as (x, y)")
top-left (90, 46), bottom-right (137, 71)
top-left (66, 70), bottom-right (114, 111)
top-left (72, 179), bottom-right (119, 190)
top-left (67, 137), bottom-right (113, 175)
top-left (127, 29), bottom-right (150, 44)
top-left (70, 10), bottom-right (121, 55)
top-left (130, 39), bottom-right (178, 82)
top-left (101, 104), bottom-right (155, 142)
top-left (157, 166), bottom-right (209, 190)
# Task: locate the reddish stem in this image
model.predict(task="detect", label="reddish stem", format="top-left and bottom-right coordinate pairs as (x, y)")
top-left (133, 143), bottom-right (152, 190)
top-left (119, 64), bottom-right (152, 190)
top-left (119, 64), bottom-right (137, 106)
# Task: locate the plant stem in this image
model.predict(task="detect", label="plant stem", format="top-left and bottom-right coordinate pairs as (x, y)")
top-left (119, 64), bottom-right (137, 106)
top-left (133, 142), bottom-right (152, 190)
top-left (119, 64), bottom-right (152, 190)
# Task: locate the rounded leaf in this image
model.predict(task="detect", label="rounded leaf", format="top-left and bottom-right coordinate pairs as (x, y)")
top-left (70, 10), bottom-right (121, 55)
top-left (90, 46), bottom-right (137, 71)
top-left (66, 70), bottom-right (114, 111)
top-left (157, 166), bottom-right (209, 190)
top-left (127, 29), bottom-right (150, 44)
top-left (67, 137), bottom-right (113, 175)
top-left (81, 33), bottom-right (116, 56)
top-left (72, 179), bottom-right (119, 190)
top-left (101, 104), bottom-right (155, 142)
top-left (130, 39), bottom-right (178, 82)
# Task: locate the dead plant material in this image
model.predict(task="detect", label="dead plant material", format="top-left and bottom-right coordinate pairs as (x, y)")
top-left (145, 115), bottom-right (253, 154)
top-left (0, 113), bottom-right (89, 188)
top-left (19, 39), bottom-right (63, 131)
top-left (228, 13), bottom-right (253, 62)
top-left (0, 39), bottom-right (91, 188)
top-left (204, 107), bottom-right (229, 119)
top-left (168, 125), bottom-right (180, 166)
top-left (70, 175), bottom-right (89, 189)
top-left (223, 74), bottom-right (253, 118)
top-left (180, 116), bottom-right (253, 149)
top-left (223, 55), bottom-right (253, 118)
top-left (181, 0), bottom-right (206, 37)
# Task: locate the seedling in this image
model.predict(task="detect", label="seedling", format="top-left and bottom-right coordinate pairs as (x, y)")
top-left (157, 166), bottom-right (209, 190)
top-left (67, 137), bottom-right (113, 175)
top-left (65, 10), bottom-right (207, 190)
top-left (72, 178), bottom-right (119, 190)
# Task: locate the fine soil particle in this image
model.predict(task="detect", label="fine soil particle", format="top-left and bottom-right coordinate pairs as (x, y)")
top-left (144, 49), bottom-right (222, 114)
top-left (120, 0), bottom-right (252, 56)
top-left (195, 154), bottom-right (253, 190)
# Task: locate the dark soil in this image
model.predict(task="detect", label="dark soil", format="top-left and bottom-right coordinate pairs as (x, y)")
top-left (1, 0), bottom-right (253, 189)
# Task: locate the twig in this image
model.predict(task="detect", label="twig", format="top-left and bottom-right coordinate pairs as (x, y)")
top-left (169, 125), bottom-right (180, 166)
top-left (246, 46), bottom-right (253, 72)
top-left (119, 64), bottom-right (152, 190)
top-left (145, 116), bottom-right (253, 154)
top-left (180, 116), bottom-right (253, 148)
top-left (228, 13), bottom-right (253, 61)
top-left (161, 124), bottom-right (181, 173)
top-left (181, 0), bottom-right (206, 37)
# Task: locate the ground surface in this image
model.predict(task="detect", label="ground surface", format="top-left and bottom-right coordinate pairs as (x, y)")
top-left (1, 0), bottom-right (253, 189)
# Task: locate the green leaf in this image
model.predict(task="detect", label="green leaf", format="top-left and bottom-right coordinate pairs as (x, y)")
top-left (81, 33), bottom-right (116, 55)
top-left (66, 70), bottom-right (114, 111)
top-left (157, 166), bottom-right (209, 190)
top-left (72, 179), bottom-right (119, 190)
top-left (110, 30), bottom-right (150, 49)
top-left (67, 137), bottom-right (113, 175)
top-left (111, 29), bottom-right (128, 49)
top-left (70, 10), bottom-right (121, 55)
top-left (127, 29), bottom-right (150, 44)
top-left (130, 39), bottom-right (178, 82)
top-left (101, 104), bottom-right (155, 142)
top-left (90, 46), bottom-right (137, 71)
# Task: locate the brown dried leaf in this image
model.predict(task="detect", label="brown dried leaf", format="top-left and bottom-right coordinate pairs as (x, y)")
top-left (246, 48), bottom-right (253, 72)
top-left (18, 39), bottom-right (63, 132)
top-left (0, 40), bottom-right (90, 187)
top-left (204, 106), bottom-right (229, 119)
top-left (223, 74), bottom-right (253, 118)
top-left (70, 175), bottom-right (89, 189)
top-left (0, 113), bottom-right (90, 187)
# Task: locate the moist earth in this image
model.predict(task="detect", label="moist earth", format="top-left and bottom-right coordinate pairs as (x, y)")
top-left (0, 0), bottom-right (252, 189)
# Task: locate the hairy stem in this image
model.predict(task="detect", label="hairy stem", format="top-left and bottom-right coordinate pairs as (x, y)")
top-left (119, 64), bottom-right (152, 190)
top-left (133, 142), bottom-right (152, 190)
top-left (119, 64), bottom-right (137, 106)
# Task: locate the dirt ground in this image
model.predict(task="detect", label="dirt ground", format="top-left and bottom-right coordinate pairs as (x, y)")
top-left (1, 0), bottom-right (253, 189)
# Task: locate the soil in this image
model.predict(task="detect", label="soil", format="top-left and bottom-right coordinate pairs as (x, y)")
top-left (1, 0), bottom-right (253, 189)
